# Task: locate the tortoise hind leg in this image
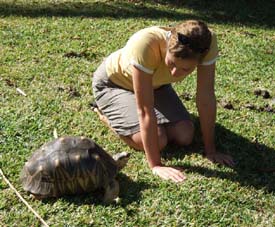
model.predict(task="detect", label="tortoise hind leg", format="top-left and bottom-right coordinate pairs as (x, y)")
top-left (30, 193), bottom-right (48, 200)
top-left (103, 179), bottom-right (119, 203)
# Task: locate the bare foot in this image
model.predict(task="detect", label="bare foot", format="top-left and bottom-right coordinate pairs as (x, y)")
top-left (93, 107), bottom-right (117, 135)
top-left (92, 106), bottom-right (140, 149)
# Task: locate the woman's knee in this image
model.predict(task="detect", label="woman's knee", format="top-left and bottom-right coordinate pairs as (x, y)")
top-left (122, 126), bottom-right (168, 151)
top-left (157, 125), bottom-right (168, 150)
top-left (166, 120), bottom-right (194, 146)
top-left (176, 120), bottom-right (194, 146)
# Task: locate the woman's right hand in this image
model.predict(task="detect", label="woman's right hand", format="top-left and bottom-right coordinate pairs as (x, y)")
top-left (132, 67), bottom-right (185, 184)
top-left (152, 165), bottom-right (186, 183)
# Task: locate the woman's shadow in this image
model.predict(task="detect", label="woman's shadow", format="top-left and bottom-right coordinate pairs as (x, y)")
top-left (162, 115), bottom-right (275, 193)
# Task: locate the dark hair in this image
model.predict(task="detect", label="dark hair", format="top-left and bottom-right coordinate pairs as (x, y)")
top-left (168, 20), bottom-right (212, 62)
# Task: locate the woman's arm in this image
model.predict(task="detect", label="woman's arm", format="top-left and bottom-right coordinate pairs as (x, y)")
top-left (132, 66), bottom-right (185, 182)
top-left (196, 63), bottom-right (234, 167)
top-left (132, 66), bottom-right (161, 168)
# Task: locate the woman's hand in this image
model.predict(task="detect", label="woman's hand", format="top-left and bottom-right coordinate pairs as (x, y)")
top-left (205, 152), bottom-right (234, 167)
top-left (152, 166), bottom-right (186, 183)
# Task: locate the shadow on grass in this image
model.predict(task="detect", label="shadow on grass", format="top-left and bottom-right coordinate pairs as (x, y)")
top-left (148, 0), bottom-right (275, 27)
top-left (0, 1), bottom-right (196, 20)
top-left (0, 0), bottom-right (275, 28)
top-left (163, 115), bottom-right (275, 193)
top-left (42, 173), bottom-right (151, 207)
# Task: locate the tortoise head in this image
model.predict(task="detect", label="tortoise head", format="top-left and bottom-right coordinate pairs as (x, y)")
top-left (112, 152), bottom-right (130, 170)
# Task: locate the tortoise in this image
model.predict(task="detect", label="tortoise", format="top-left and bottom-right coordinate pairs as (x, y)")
top-left (20, 136), bottom-right (130, 203)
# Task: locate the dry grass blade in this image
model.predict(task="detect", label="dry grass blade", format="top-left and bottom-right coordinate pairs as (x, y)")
top-left (0, 169), bottom-right (49, 227)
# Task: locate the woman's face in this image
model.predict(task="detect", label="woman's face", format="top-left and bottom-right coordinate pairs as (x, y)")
top-left (165, 51), bottom-right (198, 78)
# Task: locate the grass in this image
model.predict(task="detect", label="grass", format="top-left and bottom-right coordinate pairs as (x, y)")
top-left (1, 0), bottom-right (275, 226)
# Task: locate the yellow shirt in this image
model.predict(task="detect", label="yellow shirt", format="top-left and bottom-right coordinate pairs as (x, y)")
top-left (105, 26), bottom-right (218, 91)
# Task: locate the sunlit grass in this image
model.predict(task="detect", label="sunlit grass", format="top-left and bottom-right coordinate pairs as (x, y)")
top-left (1, 1), bottom-right (275, 226)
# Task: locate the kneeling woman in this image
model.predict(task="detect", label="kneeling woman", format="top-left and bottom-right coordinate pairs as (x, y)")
top-left (92, 20), bottom-right (234, 183)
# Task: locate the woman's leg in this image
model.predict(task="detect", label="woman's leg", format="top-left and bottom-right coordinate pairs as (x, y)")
top-left (153, 85), bottom-right (194, 147)
top-left (94, 105), bottom-right (193, 149)
top-left (165, 120), bottom-right (194, 146)
top-left (94, 107), bottom-right (168, 151)
top-left (120, 125), bottom-right (168, 151)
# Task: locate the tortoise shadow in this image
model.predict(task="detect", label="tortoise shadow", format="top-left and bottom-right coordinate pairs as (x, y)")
top-left (41, 173), bottom-right (151, 207)
top-left (162, 115), bottom-right (275, 192)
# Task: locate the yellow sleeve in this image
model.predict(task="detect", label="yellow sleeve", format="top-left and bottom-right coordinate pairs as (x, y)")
top-left (200, 32), bottom-right (219, 65)
top-left (124, 30), bottom-right (161, 75)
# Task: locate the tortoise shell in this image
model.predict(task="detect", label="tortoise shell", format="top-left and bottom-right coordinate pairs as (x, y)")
top-left (20, 136), bottom-right (118, 198)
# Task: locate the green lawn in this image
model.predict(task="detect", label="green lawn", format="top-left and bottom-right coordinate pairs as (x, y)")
top-left (1, 0), bottom-right (275, 226)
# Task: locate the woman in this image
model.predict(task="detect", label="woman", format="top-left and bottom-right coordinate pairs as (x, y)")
top-left (92, 20), bottom-right (234, 183)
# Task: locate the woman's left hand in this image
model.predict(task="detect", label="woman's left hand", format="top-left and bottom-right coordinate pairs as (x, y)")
top-left (205, 152), bottom-right (235, 167)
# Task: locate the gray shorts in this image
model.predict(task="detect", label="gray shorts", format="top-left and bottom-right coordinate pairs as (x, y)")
top-left (92, 60), bottom-right (190, 136)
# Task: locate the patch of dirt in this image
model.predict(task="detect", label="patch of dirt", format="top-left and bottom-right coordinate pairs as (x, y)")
top-left (244, 103), bottom-right (275, 113)
top-left (57, 86), bottom-right (65, 92)
top-left (56, 86), bottom-right (81, 98)
top-left (265, 49), bottom-right (273, 55)
top-left (244, 103), bottom-right (257, 110)
top-left (254, 89), bottom-right (271, 99)
top-left (270, 98), bottom-right (275, 106)
top-left (68, 86), bottom-right (81, 98)
top-left (258, 104), bottom-right (275, 113)
top-left (180, 92), bottom-right (192, 101)
top-left (219, 100), bottom-right (275, 113)
top-left (63, 51), bottom-right (89, 58)
top-left (220, 100), bottom-right (234, 110)
top-left (240, 31), bottom-right (257, 37)
top-left (4, 79), bottom-right (16, 87)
